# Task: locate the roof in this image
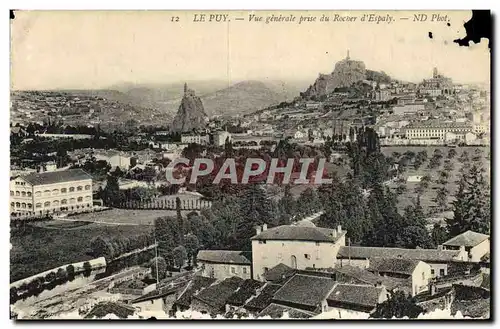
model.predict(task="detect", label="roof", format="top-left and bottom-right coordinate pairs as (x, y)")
top-left (368, 258), bottom-right (421, 276)
top-left (272, 274), bottom-right (336, 307)
top-left (175, 276), bottom-right (217, 308)
top-left (443, 231), bottom-right (489, 247)
top-left (226, 279), bottom-right (265, 306)
top-left (22, 169), bottom-right (92, 186)
top-left (327, 284), bottom-right (384, 309)
top-left (258, 303), bottom-right (314, 319)
top-left (193, 277), bottom-right (244, 311)
top-left (338, 246), bottom-right (462, 263)
top-left (196, 250), bottom-right (252, 265)
top-left (264, 263), bottom-right (297, 282)
top-left (251, 225), bottom-right (345, 243)
top-left (334, 265), bottom-right (410, 291)
top-left (84, 302), bottom-right (136, 319)
top-left (244, 283), bottom-right (282, 312)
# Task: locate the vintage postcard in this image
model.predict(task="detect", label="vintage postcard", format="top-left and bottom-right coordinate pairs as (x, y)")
top-left (9, 10), bottom-right (491, 320)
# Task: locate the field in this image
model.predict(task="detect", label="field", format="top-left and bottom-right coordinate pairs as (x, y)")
top-left (65, 208), bottom-right (195, 226)
top-left (381, 146), bottom-right (490, 215)
top-left (10, 221), bottom-right (153, 282)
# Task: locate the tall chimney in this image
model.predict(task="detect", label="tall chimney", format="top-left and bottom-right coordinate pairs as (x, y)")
top-left (429, 282), bottom-right (437, 296)
top-left (337, 225), bottom-right (342, 234)
top-left (256, 226), bottom-right (262, 235)
top-left (262, 223), bottom-right (268, 231)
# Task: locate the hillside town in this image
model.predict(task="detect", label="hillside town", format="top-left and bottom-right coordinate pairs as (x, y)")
top-left (10, 49), bottom-right (491, 320)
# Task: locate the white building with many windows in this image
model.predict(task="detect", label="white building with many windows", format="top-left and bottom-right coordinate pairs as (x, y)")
top-left (405, 121), bottom-right (473, 140)
top-left (10, 169), bottom-right (93, 217)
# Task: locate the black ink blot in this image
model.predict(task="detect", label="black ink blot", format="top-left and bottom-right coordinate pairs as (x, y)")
top-left (453, 10), bottom-right (491, 49)
top-left (10, 10), bottom-right (15, 20)
top-left (428, 32), bottom-right (433, 39)
top-left (447, 22), bottom-right (451, 27)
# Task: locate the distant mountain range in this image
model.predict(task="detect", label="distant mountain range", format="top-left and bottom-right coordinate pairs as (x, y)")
top-left (106, 80), bottom-right (306, 117)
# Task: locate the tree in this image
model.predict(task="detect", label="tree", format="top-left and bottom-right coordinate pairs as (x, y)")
top-left (447, 148), bottom-right (457, 159)
top-left (173, 245), bottom-right (187, 270)
top-left (447, 165), bottom-right (490, 236)
top-left (431, 224), bottom-right (448, 247)
top-left (66, 264), bottom-right (76, 280)
top-left (296, 187), bottom-right (321, 217)
top-left (45, 271), bottom-right (57, 283)
top-left (371, 291), bottom-right (424, 319)
top-left (435, 186), bottom-right (448, 211)
top-left (103, 174), bottom-right (120, 206)
top-left (184, 234), bottom-right (200, 266)
top-left (149, 256), bottom-right (167, 281)
top-left (90, 236), bottom-right (115, 258)
top-left (395, 225), bottom-right (433, 249)
top-left (277, 185), bottom-right (296, 225)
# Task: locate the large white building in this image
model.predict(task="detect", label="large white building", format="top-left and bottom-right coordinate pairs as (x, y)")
top-left (10, 169), bottom-right (93, 217)
top-left (251, 223), bottom-right (346, 281)
top-left (405, 122), bottom-right (473, 140)
top-left (181, 134), bottom-right (210, 145)
top-left (443, 231), bottom-right (490, 262)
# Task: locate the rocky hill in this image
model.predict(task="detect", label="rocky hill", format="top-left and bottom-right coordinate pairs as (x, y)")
top-left (201, 80), bottom-right (290, 117)
top-left (301, 53), bottom-right (392, 99)
top-left (171, 84), bottom-right (208, 132)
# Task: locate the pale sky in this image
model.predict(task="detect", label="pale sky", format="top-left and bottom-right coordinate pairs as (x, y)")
top-left (11, 10), bottom-right (490, 90)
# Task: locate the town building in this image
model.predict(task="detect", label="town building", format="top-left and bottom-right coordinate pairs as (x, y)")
top-left (443, 231), bottom-right (490, 262)
top-left (326, 283), bottom-right (388, 318)
top-left (94, 151), bottom-right (134, 171)
top-left (405, 121), bottom-right (473, 140)
top-left (213, 130), bottom-right (232, 146)
top-left (373, 90), bottom-right (391, 102)
top-left (190, 277), bottom-right (244, 315)
top-left (419, 67), bottom-right (454, 96)
top-left (367, 258), bottom-right (432, 296)
top-left (181, 133), bottom-right (210, 145)
top-left (10, 168), bottom-right (93, 217)
top-left (251, 223), bottom-right (346, 281)
top-left (197, 250), bottom-right (252, 281)
top-left (336, 245), bottom-right (467, 278)
top-left (392, 103), bottom-right (425, 115)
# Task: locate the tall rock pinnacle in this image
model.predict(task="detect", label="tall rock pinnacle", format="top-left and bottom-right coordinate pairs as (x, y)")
top-left (171, 83), bottom-right (208, 133)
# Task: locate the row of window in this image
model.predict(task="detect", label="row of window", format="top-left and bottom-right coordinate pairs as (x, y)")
top-left (11, 196), bottom-right (91, 209)
top-left (10, 185), bottom-right (91, 197)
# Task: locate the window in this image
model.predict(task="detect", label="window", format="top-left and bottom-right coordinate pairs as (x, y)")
top-left (35, 203), bottom-right (42, 208)
top-left (315, 242), bottom-right (320, 246)
top-left (85, 196), bottom-right (91, 201)
top-left (231, 267), bottom-right (236, 274)
top-left (27, 192), bottom-right (32, 197)
top-left (69, 187), bottom-right (75, 192)
top-left (15, 202), bottom-right (20, 208)
top-left (53, 200), bottom-right (59, 206)
top-left (422, 272), bottom-right (425, 280)
top-left (243, 267), bottom-right (247, 274)
top-left (77, 197), bottom-right (83, 202)
top-left (52, 189), bottom-right (59, 196)
top-left (70, 198), bottom-right (76, 204)
top-left (77, 186), bottom-right (83, 191)
top-left (304, 254), bottom-right (311, 260)
top-left (35, 191), bottom-right (41, 197)
top-left (27, 203), bottom-right (32, 208)
top-left (431, 269), bottom-right (435, 275)
top-left (10, 202), bottom-right (14, 207)
top-left (259, 240), bottom-right (266, 244)
top-left (85, 185), bottom-right (91, 190)
top-left (15, 191), bottom-right (20, 196)
top-left (44, 201), bottom-right (51, 207)
top-left (61, 199), bottom-right (67, 205)
top-left (21, 191), bottom-right (26, 197)
top-left (264, 267), bottom-right (269, 273)
top-left (21, 203), bottom-right (26, 208)
top-left (61, 188), bottom-right (67, 193)
top-left (440, 269), bottom-right (445, 276)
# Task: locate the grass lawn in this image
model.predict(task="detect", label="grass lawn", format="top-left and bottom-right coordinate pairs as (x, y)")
top-left (10, 222), bottom-right (153, 282)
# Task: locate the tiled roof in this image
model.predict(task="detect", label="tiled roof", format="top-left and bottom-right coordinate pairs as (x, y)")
top-left (251, 225), bottom-right (345, 243)
top-left (264, 263), bottom-right (297, 282)
top-left (272, 274), bottom-right (336, 307)
top-left (443, 231), bottom-right (489, 247)
top-left (244, 283), bottom-right (282, 312)
top-left (226, 279), bottom-right (265, 306)
top-left (334, 265), bottom-right (410, 291)
top-left (338, 246), bottom-right (462, 262)
top-left (84, 302), bottom-right (136, 319)
top-left (193, 277), bottom-right (244, 311)
top-left (175, 276), bottom-right (216, 308)
top-left (196, 250), bottom-right (252, 265)
top-left (22, 169), bottom-right (92, 186)
top-left (258, 303), bottom-right (314, 319)
top-left (327, 284), bottom-right (384, 309)
top-left (368, 258), bottom-right (421, 276)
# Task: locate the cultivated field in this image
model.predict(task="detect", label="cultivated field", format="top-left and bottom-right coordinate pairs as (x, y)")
top-left (10, 221), bottom-right (153, 282)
